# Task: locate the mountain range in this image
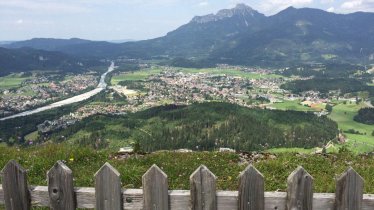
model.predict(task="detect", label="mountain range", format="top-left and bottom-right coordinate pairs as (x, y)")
top-left (2, 4), bottom-right (374, 67)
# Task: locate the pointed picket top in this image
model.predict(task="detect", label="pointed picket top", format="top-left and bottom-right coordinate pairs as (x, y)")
top-left (94, 162), bottom-right (121, 178)
top-left (142, 164), bottom-right (169, 210)
top-left (47, 161), bottom-right (75, 210)
top-left (238, 165), bottom-right (264, 210)
top-left (1, 160), bottom-right (31, 210)
top-left (95, 162), bottom-right (122, 210)
top-left (286, 166), bottom-right (314, 210)
top-left (335, 167), bottom-right (364, 210)
top-left (190, 165), bottom-right (217, 210)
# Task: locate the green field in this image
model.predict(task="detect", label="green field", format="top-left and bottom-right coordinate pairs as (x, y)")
top-left (0, 74), bottom-right (31, 90)
top-left (329, 102), bottom-right (374, 152)
top-left (177, 68), bottom-right (283, 79)
top-left (270, 100), bottom-right (317, 112)
top-left (111, 68), bottom-right (163, 85)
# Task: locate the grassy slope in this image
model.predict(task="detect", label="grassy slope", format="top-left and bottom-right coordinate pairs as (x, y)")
top-left (2, 144), bottom-right (374, 193)
top-left (329, 102), bottom-right (374, 152)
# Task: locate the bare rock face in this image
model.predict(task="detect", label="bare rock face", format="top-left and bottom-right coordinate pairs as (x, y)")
top-left (191, 4), bottom-right (260, 24)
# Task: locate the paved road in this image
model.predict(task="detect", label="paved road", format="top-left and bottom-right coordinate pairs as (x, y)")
top-left (0, 62), bottom-right (115, 121)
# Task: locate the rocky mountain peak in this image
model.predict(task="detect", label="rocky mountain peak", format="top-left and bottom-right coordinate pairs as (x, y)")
top-left (191, 3), bottom-right (260, 24)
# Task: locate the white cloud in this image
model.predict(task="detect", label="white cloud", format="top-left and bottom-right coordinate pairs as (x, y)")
top-left (257, 0), bottom-right (314, 15)
top-left (327, 6), bottom-right (335, 12)
top-left (0, 0), bottom-right (90, 14)
top-left (320, 0), bottom-right (335, 4)
top-left (340, 0), bottom-right (374, 12)
top-left (198, 1), bottom-right (209, 7)
top-left (16, 19), bottom-right (23, 24)
top-left (341, 0), bottom-right (362, 9)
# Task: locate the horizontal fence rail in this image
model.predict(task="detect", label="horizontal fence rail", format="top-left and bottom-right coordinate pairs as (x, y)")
top-left (0, 160), bottom-right (373, 210)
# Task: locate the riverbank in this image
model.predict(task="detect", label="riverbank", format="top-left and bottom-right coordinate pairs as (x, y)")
top-left (0, 62), bottom-right (115, 121)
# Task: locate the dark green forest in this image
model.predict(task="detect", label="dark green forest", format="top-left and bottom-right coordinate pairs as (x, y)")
top-left (281, 78), bottom-right (374, 96)
top-left (354, 108), bottom-right (374, 125)
top-left (46, 102), bottom-right (338, 152)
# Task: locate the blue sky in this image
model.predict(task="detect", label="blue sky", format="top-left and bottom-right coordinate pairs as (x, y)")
top-left (1, 0), bottom-right (373, 41)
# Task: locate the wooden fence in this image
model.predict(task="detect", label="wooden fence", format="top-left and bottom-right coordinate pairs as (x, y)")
top-left (0, 160), bottom-right (372, 210)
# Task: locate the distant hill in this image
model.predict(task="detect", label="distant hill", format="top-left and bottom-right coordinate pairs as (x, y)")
top-left (4, 4), bottom-right (374, 66)
top-left (2, 38), bottom-right (123, 58)
top-left (3, 38), bottom-right (92, 51)
top-left (0, 47), bottom-right (103, 76)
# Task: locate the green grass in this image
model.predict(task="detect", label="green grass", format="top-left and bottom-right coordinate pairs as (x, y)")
top-left (111, 68), bottom-right (163, 85)
top-left (177, 68), bottom-right (283, 79)
top-left (322, 54), bottom-right (338, 60)
top-left (24, 131), bottom-right (39, 142)
top-left (2, 144), bottom-right (374, 193)
top-left (270, 100), bottom-right (316, 112)
top-left (265, 147), bottom-right (315, 154)
top-left (0, 74), bottom-right (31, 90)
top-left (329, 102), bottom-right (374, 153)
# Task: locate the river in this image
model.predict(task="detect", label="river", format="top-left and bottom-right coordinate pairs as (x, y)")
top-left (0, 62), bottom-right (115, 121)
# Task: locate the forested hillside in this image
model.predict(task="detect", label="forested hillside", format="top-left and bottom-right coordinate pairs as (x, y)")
top-left (43, 102), bottom-right (339, 152)
top-left (0, 47), bottom-right (103, 76)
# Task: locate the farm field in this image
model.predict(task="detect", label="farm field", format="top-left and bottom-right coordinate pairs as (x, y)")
top-left (270, 100), bottom-right (318, 112)
top-left (329, 102), bottom-right (374, 153)
top-left (0, 74), bottom-right (32, 90)
top-left (111, 68), bottom-right (163, 84)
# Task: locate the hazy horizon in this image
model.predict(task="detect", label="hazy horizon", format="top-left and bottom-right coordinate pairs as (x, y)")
top-left (1, 0), bottom-right (374, 41)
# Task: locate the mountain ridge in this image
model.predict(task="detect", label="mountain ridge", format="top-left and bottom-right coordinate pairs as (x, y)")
top-left (3, 4), bottom-right (374, 66)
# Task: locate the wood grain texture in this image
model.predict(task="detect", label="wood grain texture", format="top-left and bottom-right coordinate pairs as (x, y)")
top-left (47, 161), bottom-right (75, 210)
top-left (0, 186), bottom-right (4, 205)
top-left (3, 186), bottom-right (374, 209)
top-left (95, 162), bottom-right (122, 210)
top-left (286, 166), bottom-right (314, 210)
top-left (190, 165), bottom-right (217, 210)
top-left (1, 160), bottom-right (30, 210)
top-left (142, 164), bottom-right (169, 210)
top-left (238, 165), bottom-right (264, 210)
top-left (335, 167), bottom-right (364, 210)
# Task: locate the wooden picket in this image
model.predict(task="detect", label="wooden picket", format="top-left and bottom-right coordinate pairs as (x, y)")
top-left (0, 160), bottom-right (373, 209)
top-left (95, 162), bottom-right (122, 210)
top-left (1, 160), bottom-right (30, 210)
top-left (47, 160), bottom-right (75, 210)
top-left (190, 165), bottom-right (217, 210)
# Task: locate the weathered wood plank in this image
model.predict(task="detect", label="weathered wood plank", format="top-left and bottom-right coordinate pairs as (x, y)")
top-left (286, 166), bottom-right (313, 210)
top-left (95, 162), bottom-right (122, 210)
top-left (335, 167), bottom-right (364, 210)
top-left (142, 164), bottom-right (169, 210)
top-left (0, 186), bottom-right (3, 205)
top-left (123, 189), bottom-right (143, 210)
top-left (190, 165), bottom-right (217, 210)
top-left (238, 165), bottom-right (264, 210)
top-left (3, 186), bottom-right (374, 209)
top-left (47, 161), bottom-right (75, 210)
top-left (1, 160), bottom-right (31, 210)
